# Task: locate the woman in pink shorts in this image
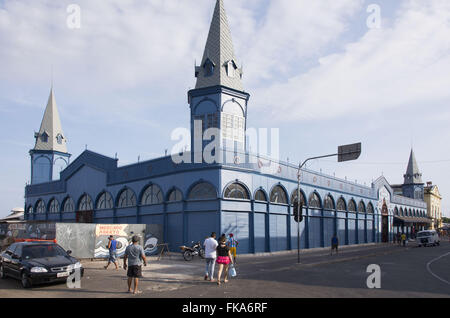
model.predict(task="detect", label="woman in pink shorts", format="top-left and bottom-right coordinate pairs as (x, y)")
top-left (216, 237), bottom-right (234, 285)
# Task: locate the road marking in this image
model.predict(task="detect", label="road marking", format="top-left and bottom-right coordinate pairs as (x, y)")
top-left (426, 252), bottom-right (450, 286)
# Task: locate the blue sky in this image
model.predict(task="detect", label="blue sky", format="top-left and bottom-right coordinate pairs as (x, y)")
top-left (0, 0), bottom-right (449, 218)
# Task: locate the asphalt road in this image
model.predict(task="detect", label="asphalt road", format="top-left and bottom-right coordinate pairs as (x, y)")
top-left (0, 241), bottom-right (449, 298)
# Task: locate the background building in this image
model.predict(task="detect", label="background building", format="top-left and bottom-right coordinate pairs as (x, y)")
top-left (0, 208), bottom-right (24, 224)
top-left (424, 182), bottom-right (443, 230)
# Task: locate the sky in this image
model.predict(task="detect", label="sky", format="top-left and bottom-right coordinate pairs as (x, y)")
top-left (0, 0), bottom-right (449, 218)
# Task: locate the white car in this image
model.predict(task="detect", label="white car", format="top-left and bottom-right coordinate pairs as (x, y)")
top-left (416, 230), bottom-right (440, 247)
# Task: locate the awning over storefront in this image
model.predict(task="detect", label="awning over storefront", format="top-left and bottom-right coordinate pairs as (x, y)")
top-left (394, 216), bottom-right (432, 225)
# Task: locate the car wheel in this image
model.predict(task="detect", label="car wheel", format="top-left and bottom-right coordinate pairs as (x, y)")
top-left (21, 272), bottom-right (32, 289)
top-left (0, 264), bottom-right (6, 279)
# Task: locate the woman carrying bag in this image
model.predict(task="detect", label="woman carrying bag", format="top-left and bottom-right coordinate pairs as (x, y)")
top-left (216, 237), bottom-right (234, 285)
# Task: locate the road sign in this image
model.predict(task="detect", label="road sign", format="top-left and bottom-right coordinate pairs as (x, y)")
top-left (338, 143), bottom-right (362, 162)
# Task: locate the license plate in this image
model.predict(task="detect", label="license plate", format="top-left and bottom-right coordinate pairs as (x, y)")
top-left (57, 271), bottom-right (70, 278)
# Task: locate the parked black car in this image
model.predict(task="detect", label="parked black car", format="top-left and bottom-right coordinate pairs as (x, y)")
top-left (0, 241), bottom-right (84, 288)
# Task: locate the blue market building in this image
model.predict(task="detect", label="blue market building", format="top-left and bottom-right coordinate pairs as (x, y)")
top-left (24, 0), bottom-right (431, 253)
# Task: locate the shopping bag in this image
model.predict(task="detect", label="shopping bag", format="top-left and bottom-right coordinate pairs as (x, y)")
top-left (229, 264), bottom-right (237, 277)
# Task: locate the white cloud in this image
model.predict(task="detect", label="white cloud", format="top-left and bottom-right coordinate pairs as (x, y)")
top-left (251, 0), bottom-right (450, 122)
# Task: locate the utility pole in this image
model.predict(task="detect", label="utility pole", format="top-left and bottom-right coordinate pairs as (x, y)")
top-left (295, 143), bottom-right (362, 264)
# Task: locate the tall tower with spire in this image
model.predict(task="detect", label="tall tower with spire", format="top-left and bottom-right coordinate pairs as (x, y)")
top-left (188, 0), bottom-right (250, 161)
top-left (29, 87), bottom-right (71, 184)
top-left (402, 149), bottom-right (424, 200)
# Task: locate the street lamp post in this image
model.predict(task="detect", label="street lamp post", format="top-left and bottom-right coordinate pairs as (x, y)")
top-left (295, 143), bottom-right (362, 264)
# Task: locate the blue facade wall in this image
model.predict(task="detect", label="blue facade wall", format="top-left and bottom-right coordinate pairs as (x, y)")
top-left (221, 212), bottom-right (249, 254)
top-left (323, 216), bottom-right (335, 247)
top-left (269, 214), bottom-right (288, 252)
top-left (290, 215), bottom-right (306, 249)
top-left (254, 212), bottom-right (266, 253)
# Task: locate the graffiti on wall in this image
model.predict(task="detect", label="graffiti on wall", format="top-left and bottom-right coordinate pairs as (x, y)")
top-left (1, 222), bottom-right (163, 258)
top-left (93, 224), bottom-right (160, 258)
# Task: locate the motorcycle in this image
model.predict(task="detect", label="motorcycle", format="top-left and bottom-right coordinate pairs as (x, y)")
top-left (179, 241), bottom-right (205, 261)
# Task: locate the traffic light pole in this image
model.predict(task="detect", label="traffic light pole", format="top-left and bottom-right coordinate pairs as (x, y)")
top-left (295, 144), bottom-right (361, 264)
top-left (297, 154), bottom-right (337, 264)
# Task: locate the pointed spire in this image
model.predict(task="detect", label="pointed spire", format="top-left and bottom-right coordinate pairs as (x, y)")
top-left (33, 87), bottom-right (68, 153)
top-left (195, 0), bottom-right (244, 91)
top-left (403, 149), bottom-right (422, 184)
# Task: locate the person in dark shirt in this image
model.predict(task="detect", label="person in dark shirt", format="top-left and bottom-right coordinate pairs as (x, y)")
top-left (331, 234), bottom-right (339, 256)
top-left (215, 237), bottom-right (234, 285)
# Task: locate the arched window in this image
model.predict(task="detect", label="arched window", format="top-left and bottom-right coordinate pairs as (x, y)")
top-left (358, 201), bottom-right (366, 213)
top-left (400, 208), bottom-right (404, 216)
top-left (27, 206), bottom-right (33, 215)
top-left (188, 182), bottom-right (217, 200)
top-left (224, 183), bottom-right (250, 200)
top-left (348, 200), bottom-right (357, 212)
top-left (394, 207), bottom-right (398, 216)
top-left (367, 203), bottom-right (374, 214)
top-left (270, 185), bottom-right (288, 204)
top-left (63, 197), bottom-right (75, 213)
top-left (49, 199), bottom-right (60, 213)
top-left (324, 195), bottom-right (335, 210)
top-left (118, 189), bottom-right (137, 208)
top-left (309, 193), bottom-right (322, 209)
top-left (36, 200), bottom-right (46, 214)
top-left (97, 192), bottom-right (114, 210)
top-left (337, 197), bottom-right (346, 211)
top-left (255, 189), bottom-right (268, 202)
top-left (141, 185), bottom-right (163, 206)
top-left (291, 190), bottom-right (306, 206)
top-left (168, 189), bottom-right (183, 202)
top-left (78, 194), bottom-right (93, 211)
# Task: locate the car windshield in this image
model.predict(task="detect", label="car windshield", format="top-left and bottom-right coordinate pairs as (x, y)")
top-left (22, 245), bottom-right (67, 259)
top-left (417, 232), bottom-right (431, 238)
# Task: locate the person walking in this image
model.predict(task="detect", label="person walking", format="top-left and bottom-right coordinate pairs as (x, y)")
top-left (401, 233), bottom-right (407, 247)
top-left (104, 235), bottom-right (119, 270)
top-left (227, 233), bottom-right (239, 263)
top-left (216, 237), bottom-right (234, 286)
top-left (331, 234), bottom-right (339, 256)
top-left (123, 235), bottom-right (147, 295)
top-left (203, 232), bottom-right (218, 282)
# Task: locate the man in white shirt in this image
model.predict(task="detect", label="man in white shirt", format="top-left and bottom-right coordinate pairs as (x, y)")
top-left (203, 232), bottom-right (218, 282)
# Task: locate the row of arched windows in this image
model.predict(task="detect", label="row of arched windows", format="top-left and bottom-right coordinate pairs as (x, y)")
top-left (394, 207), bottom-right (426, 218)
top-left (28, 182), bottom-right (218, 214)
top-left (252, 185), bottom-right (374, 213)
top-left (27, 181), bottom-right (420, 216)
